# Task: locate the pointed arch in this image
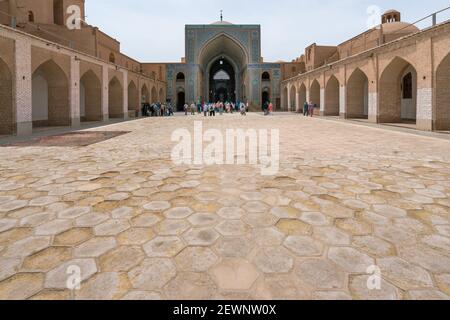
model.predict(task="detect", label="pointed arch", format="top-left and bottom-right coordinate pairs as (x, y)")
top-left (108, 76), bottom-right (123, 118)
top-left (310, 79), bottom-right (321, 109)
top-left (141, 84), bottom-right (150, 104)
top-left (289, 85), bottom-right (297, 112)
top-left (379, 57), bottom-right (417, 123)
top-left (299, 83), bottom-right (307, 108)
top-left (32, 59), bottom-right (70, 128)
top-left (159, 88), bottom-right (165, 103)
top-left (151, 86), bottom-right (157, 103)
top-left (0, 57), bottom-right (13, 134)
top-left (80, 69), bottom-right (102, 122)
top-left (436, 52), bottom-right (450, 130)
top-left (324, 75), bottom-right (340, 116)
top-left (347, 68), bottom-right (369, 119)
top-left (128, 80), bottom-right (139, 114)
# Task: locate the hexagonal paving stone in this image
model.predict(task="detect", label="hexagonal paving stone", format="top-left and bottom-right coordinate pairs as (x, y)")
top-left (0, 257), bottom-right (21, 281)
top-left (53, 228), bottom-right (93, 246)
top-left (349, 275), bottom-right (401, 300)
top-left (0, 273), bottom-right (44, 300)
top-left (58, 207), bottom-right (90, 219)
top-left (131, 213), bottom-right (161, 227)
top-left (283, 236), bottom-right (323, 257)
top-left (298, 212), bottom-right (331, 226)
top-left (0, 200), bottom-right (28, 213)
top-left (270, 207), bottom-right (301, 219)
top-left (111, 207), bottom-right (134, 219)
top-left (422, 235), bottom-right (450, 252)
top-left (183, 228), bottom-right (220, 246)
top-left (242, 201), bottom-right (269, 213)
top-left (372, 205), bottom-right (408, 218)
top-left (117, 228), bottom-right (155, 245)
top-left (377, 257), bottom-right (433, 290)
top-left (276, 219), bottom-right (312, 236)
top-left (22, 247), bottom-right (72, 272)
top-left (252, 247), bottom-right (294, 273)
top-left (209, 258), bottom-right (260, 290)
top-left (45, 259), bottom-right (98, 290)
top-left (328, 247), bottom-right (375, 273)
top-left (128, 258), bottom-right (176, 290)
top-left (164, 272), bottom-right (217, 300)
top-left (252, 274), bottom-right (311, 300)
top-left (76, 212), bottom-right (109, 227)
top-left (313, 227), bottom-right (351, 246)
top-left (94, 219), bottom-right (130, 236)
top-left (215, 220), bottom-right (249, 236)
top-left (397, 245), bottom-right (450, 274)
top-left (29, 196), bottom-right (59, 207)
top-left (408, 290), bottom-right (450, 300)
top-left (217, 207), bottom-right (244, 220)
top-left (20, 212), bottom-right (55, 227)
top-left (435, 274), bottom-right (450, 296)
top-left (163, 207), bottom-right (193, 219)
top-left (99, 246), bottom-right (145, 272)
top-left (175, 247), bottom-right (219, 272)
top-left (106, 193), bottom-right (130, 201)
top-left (154, 220), bottom-right (190, 236)
top-left (336, 219), bottom-right (372, 236)
top-left (143, 236), bottom-right (185, 258)
top-left (295, 259), bottom-right (346, 290)
top-left (243, 213), bottom-right (279, 228)
top-left (3, 236), bottom-right (51, 258)
top-left (35, 219), bottom-right (73, 236)
top-left (352, 236), bottom-right (396, 257)
top-left (188, 213), bottom-right (219, 227)
top-left (215, 237), bottom-right (253, 258)
top-left (75, 272), bottom-right (130, 300)
top-left (249, 227), bottom-right (285, 247)
top-left (143, 201), bottom-right (171, 212)
top-left (74, 237), bottom-right (117, 258)
top-left (0, 219), bottom-right (17, 233)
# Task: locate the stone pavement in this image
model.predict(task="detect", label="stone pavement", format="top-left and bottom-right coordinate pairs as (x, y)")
top-left (0, 113), bottom-right (449, 300)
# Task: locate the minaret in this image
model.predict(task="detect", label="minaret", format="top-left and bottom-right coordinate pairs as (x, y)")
top-left (220, 10), bottom-right (223, 22)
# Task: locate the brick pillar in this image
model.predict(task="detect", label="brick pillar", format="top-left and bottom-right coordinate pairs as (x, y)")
top-left (319, 88), bottom-right (325, 116)
top-left (368, 92), bottom-right (378, 123)
top-left (287, 84), bottom-right (291, 112)
top-left (14, 39), bottom-right (32, 136)
top-left (416, 39), bottom-right (433, 131)
top-left (102, 65), bottom-right (109, 122)
top-left (122, 69), bottom-right (129, 120)
top-left (295, 90), bottom-right (300, 112)
top-left (339, 85), bottom-right (347, 118)
top-left (70, 56), bottom-right (80, 128)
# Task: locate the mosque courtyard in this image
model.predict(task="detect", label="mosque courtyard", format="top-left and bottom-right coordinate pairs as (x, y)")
top-left (0, 113), bottom-right (450, 300)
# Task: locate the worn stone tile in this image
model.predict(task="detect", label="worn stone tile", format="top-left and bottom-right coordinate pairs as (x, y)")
top-left (209, 258), bottom-right (260, 290)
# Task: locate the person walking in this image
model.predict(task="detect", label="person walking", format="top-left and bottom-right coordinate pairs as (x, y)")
top-left (190, 102), bottom-right (196, 115)
top-left (268, 102), bottom-right (273, 115)
top-left (203, 103), bottom-right (208, 117)
top-left (308, 101), bottom-right (315, 117)
top-left (303, 101), bottom-right (309, 116)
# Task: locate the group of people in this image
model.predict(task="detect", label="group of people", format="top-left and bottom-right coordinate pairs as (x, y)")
top-left (302, 101), bottom-right (317, 117)
top-left (183, 101), bottom-right (250, 117)
top-left (142, 103), bottom-right (174, 117)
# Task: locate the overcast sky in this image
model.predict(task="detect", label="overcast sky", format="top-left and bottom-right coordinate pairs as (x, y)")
top-left (84, 0), bottom-right (450, 63)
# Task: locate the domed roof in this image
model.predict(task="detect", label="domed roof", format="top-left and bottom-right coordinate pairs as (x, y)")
top-left (382, 22), bottom-right (419, 35)
top-left (384, 9), bottom-right (400, 15)
top-left (211, 20), bottom-right (233, 25)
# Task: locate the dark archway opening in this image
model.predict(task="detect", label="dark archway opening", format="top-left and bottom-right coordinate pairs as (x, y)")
top-left (209, 58), bottom-right (235, 103)
top-left (177, 91), bottom-right (186, 111)
top-left (262, 90), bottom-right (270, 108)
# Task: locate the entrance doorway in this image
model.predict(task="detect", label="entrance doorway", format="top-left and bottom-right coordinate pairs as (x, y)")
top-left (209, 58), bottom-right (235, 103)
top-left (177, 91), bottom-right (185, 111)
